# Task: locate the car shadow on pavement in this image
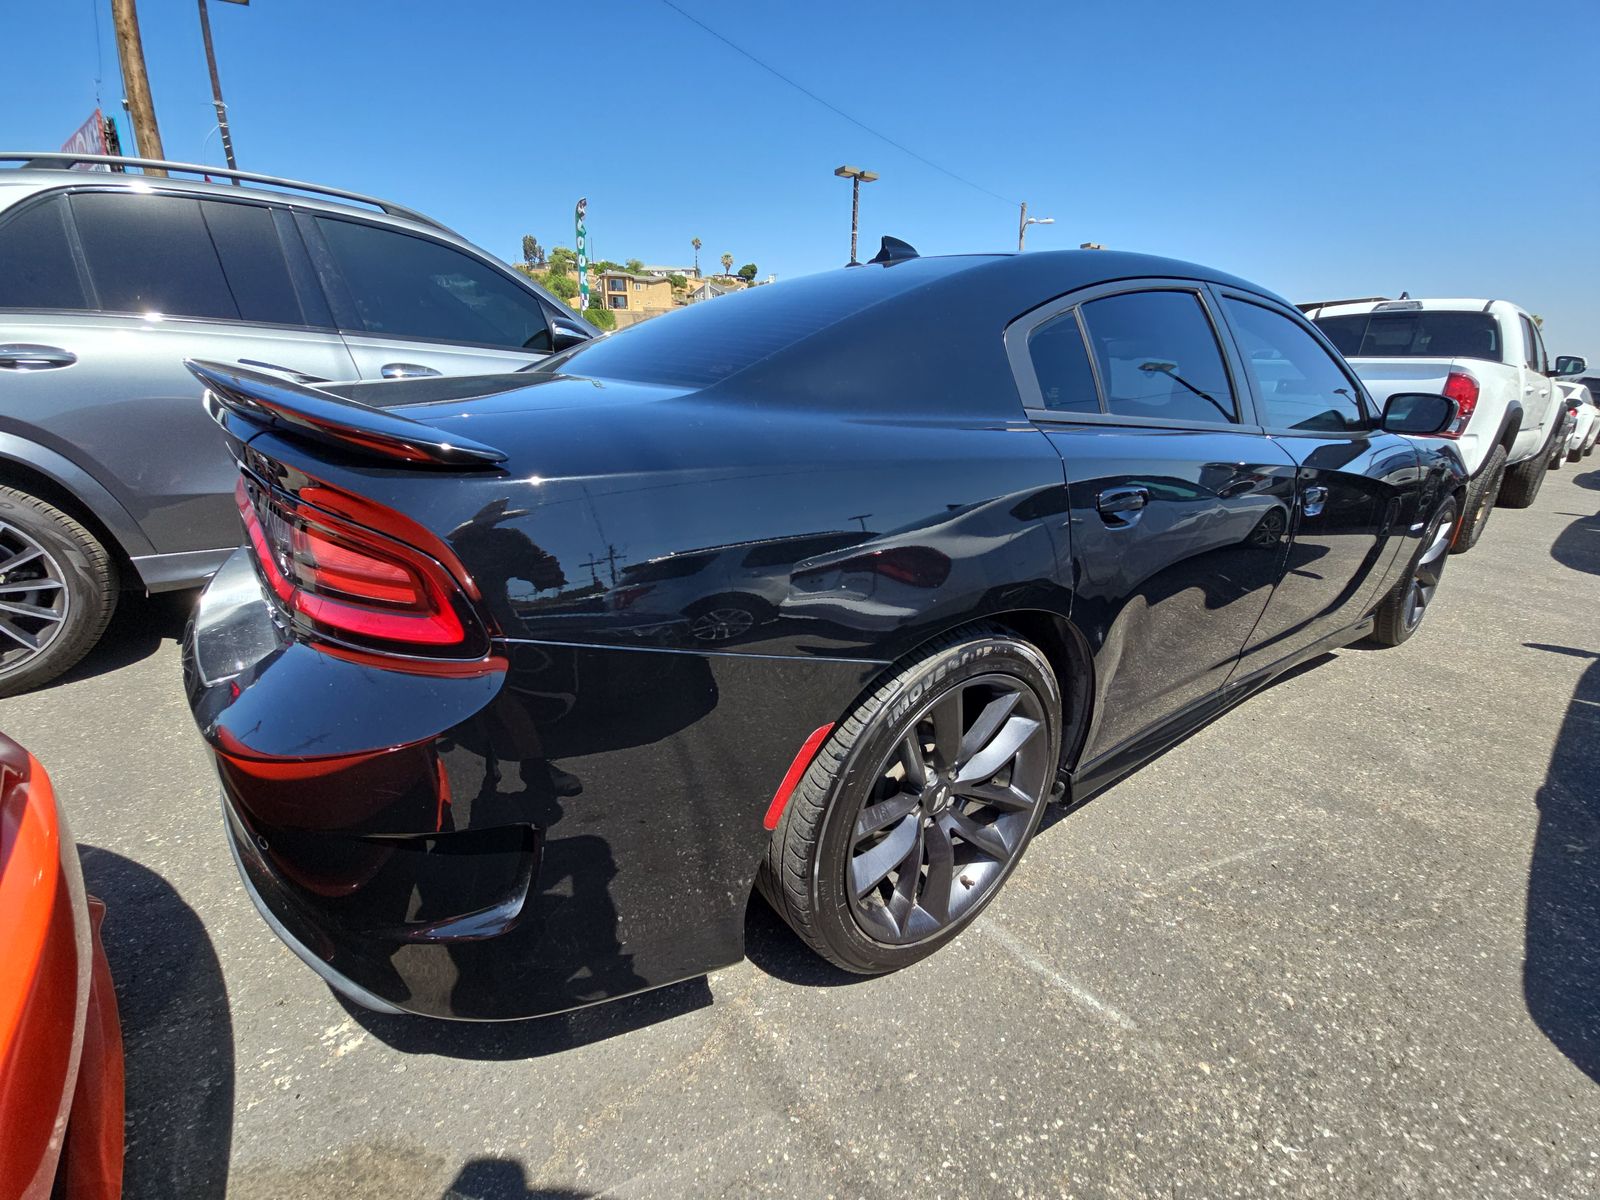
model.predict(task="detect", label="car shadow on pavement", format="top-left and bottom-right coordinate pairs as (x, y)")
top-left (338, 974), bottom-right (713, 1061)
top-left (78, 846), bottom-right (233, 1200)
top-left (440, 1158), bottom-right (596, 1199)
top-left (38, 589), bottom-right (195, 692)
top-left (1551, 508), bottom-right (1600, 577)
top-left (741, 891), bottom-right (864, 987)
top-left (1570, 467), bottom-right (1600, 491)
top-left (1520, 645), bottom-right (1600, 1085)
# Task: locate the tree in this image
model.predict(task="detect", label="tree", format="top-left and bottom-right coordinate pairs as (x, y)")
top-left (547, 245), bottom-right (577, 275)
top-left (583, 304), bottom-right (617, 331)
top-left (737, 262), bottom-right (758, 282)
top-left (521, 234), bottom-right (544, 267)
top-left (625, 257), bottom-right (646, 274)
top-left (691, 237), bottom-right (702, 276)
top-left (1532, 314), bottom-right (1545, 330)
top-left (667, 273), bottom-right (688, 292)
top-left (720, 253), bottom-right (733, 276)
top-left (590, 259), bottom-right (622, 274)
top-left (542, 271), bottom-right (579, 301)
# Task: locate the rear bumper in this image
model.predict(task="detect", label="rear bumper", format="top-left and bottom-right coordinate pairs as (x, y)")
top-left (186, 549), bottom-right (880, 1020)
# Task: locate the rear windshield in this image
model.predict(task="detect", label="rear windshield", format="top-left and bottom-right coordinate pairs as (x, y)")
top-left (535, 257), bottom-right (979, 390)
top-left (1314, 311), bottom-right (1502, 363)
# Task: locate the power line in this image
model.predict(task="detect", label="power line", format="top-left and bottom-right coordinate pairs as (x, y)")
top-left (90, 0), bottom-right (105, 105)
top-left (657, 0), bottom-right (1019, 207)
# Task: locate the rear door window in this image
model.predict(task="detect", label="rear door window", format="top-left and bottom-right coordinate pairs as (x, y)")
top-left (0, 196), bottom-right (87, 310)
top-left (1519, 315), bottom-right (1540, 370)
top-left (198, 200), bottom-right (306, 326)
top-left (315, 217), bottom-right (552, 351)
top-left (1225, 298), bottom-right (1367, 432)
top-left (1078, 290), bottom-right (1238, 424)
top-left (71, 192), bottom-right (237, 319)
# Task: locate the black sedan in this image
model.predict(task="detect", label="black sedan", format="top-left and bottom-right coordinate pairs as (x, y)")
top-left (181, 245), bottom-right (1467, 1020)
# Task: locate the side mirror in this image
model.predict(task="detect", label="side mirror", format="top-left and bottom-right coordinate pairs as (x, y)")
top-left (551, 318), bottom-right (593, 353)
top-left (1554, 354), bottom-right (1587, 377)
top-left (1382, 392), bottom-right (1458, 436)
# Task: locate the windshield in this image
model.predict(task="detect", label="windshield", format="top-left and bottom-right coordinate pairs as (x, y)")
top-left (1314, 311), bottom-right (1503, 363)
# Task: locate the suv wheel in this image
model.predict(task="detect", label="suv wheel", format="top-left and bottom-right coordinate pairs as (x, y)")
top-left (1499, 426), bottom-right (1558, 509)
top-left (1451, 444), bottom-right (1504, 554)
top-left (0, 487), bottom-right (118, 697)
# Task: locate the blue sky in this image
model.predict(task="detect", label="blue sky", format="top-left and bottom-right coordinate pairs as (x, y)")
top-left (8, 0), bottom-right (1599, 359)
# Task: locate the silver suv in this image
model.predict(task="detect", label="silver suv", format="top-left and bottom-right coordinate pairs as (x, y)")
top-left (0, 152), bottom-right (592, 695)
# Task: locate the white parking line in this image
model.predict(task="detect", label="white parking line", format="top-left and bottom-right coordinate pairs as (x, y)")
top-left (977, 919), bottom-right (1138, 1032)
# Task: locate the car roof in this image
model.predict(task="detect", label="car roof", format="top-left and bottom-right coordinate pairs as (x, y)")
top-left (0, 161), bottom-right (450, 242)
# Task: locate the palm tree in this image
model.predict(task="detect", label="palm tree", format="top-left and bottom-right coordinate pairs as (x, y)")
top-left (691, 237), bottom-right (702, 277)
top-left (720, 252), bottom-right (733, 278)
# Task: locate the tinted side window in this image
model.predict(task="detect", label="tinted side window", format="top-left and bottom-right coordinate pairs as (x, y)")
top-left (1078, 290), bottom-right (1237, 424)
top-left (0, 197), bottom-right (86, 310)
top-left (316, 218), bottom-right (551, 351)
top-left (1519, 315), bottom-right (1540, 370)
top-left (1225, 298), bottom-right (1365, 432)
top-left (72, 192), bottom-right (237, 319)
top-left (199, 200), bottom-right (304, 326)
top-left (1027, 310), bottom-right (1101, 414)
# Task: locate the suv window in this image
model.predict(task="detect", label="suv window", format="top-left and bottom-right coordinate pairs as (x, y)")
top-left (1078, 290), bottom-right (1237, 424)
top-left (0, 196), bottom-right (86, 310)
top-left (1519, 315), bottom-right (1540, 370)
top-left (1314, 310), bottom-right (1502, 363)
top-left (72, 192), bottom-right (236, 319)
top-left (68, 192), bottom-right (309, 326)
top-left (1226, 298), bottom-right (1366, 432)
top-left (316, 217), bottom-right (551, 352)
top-left (1026, 310), bottom-right (1101, 414)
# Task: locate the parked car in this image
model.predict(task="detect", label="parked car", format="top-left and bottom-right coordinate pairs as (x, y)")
top-left (0, 152), bottom-right (594, 696)
top-left (0, 732), bottom-right (124, 1199)
top-left (1553, 359), bottom-right (1599, 461)
top-left (1553, 381), bottom-right (1594, 464)
top-left (1308, 298), bottom-right (1572, 551)
top-left (180, 246), bottom-right (1467, 1020)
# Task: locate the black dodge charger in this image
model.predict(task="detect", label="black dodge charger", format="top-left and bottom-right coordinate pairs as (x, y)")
top-left (181, 246), bottom-right (1467, 1021)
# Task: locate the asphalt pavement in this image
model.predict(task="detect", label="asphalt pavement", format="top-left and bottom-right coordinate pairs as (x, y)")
top-left (5, 464), bottom-right (1597, 1200)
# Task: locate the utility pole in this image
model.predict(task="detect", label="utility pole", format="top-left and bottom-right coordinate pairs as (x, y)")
top-left (111, 0), bottom-right (165, 172)
top-left (1018, 202), bottom-right (1054, 251)
top-left (197, 0), bottom-right (242, 177)
top-left (834, 165), bottom-right (878, 265)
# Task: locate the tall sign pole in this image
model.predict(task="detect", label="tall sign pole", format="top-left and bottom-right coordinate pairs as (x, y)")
top-left (197, 0), bottom-right (240, 177)
top-left (575, 198), bottom-right (589, 312)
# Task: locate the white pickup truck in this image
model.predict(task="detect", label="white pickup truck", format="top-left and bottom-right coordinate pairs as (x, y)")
top-left (1307, 298), bottom-right (1569, 551)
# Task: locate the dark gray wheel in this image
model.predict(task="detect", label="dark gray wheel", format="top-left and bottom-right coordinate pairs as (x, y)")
top-left (760, 624), bottom-right (1060, 973)
top-left (1450, 444), bottom-right (1504, 554)
top-left (1370, 496), bottom-right (1457, 647)
top-left (0, 487), bottom-right (117, 697)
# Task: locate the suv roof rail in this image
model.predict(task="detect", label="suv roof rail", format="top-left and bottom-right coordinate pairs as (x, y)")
top-left (0, 152), bottom-right (447, 231)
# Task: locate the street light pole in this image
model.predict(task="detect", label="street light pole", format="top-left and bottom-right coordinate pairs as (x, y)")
top-left (1018, 202), bottom-right (1055, 251)
top-left (834, 165), bottom-right (879, 265)
top-left (197, 0), bottom-right (243, 177)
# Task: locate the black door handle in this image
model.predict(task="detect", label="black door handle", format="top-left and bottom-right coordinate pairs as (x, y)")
top-left (0, 344), bottom-right (76, 370)
top-left (1096, 485), bottom-right (1150, 518)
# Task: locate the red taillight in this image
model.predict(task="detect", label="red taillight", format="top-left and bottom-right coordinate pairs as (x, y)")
top-left (836, 546), bottom-right (952, 588)
top-left (1439, 370), bottom-right (1479, 438)
top-left (235, 475), bottom-right (481, 655)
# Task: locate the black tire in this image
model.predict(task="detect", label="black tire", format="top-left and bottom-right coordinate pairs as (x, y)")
top-left (0, 487), bottom-right (118, 698)
top-left (1369, 496), bottom-right (1458, 648)
top-left (1568, 446), bottom-right (1584, 464)
top-left (1499, 432), bottom-right (1556, 509)
top-left (759, 623), bottom-right (1061, 974)
top-left (1450, 444), bottom-right (1505, 554)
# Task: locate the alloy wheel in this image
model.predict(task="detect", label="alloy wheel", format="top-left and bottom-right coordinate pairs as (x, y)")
top-left (1404, 511), bottom-right (1453, 631)
top-left (690, 606), bottom-right (756, 641)
top-left (847, 673), bottom-right (1051, 944)
top-left (0, 520), bottom-right (70, 676)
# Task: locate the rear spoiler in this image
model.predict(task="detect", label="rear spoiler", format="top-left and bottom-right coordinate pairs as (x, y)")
top-left (183, 359), bottom-right (507, 468)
